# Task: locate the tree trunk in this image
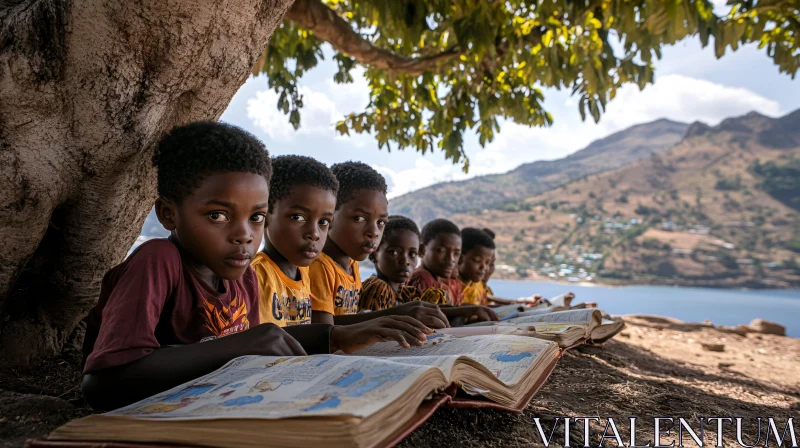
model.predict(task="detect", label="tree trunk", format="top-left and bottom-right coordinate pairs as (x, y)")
top-left (0, 0), bottom-right (293, 366)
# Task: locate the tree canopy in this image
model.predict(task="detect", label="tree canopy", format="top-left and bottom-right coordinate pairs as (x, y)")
top-left (254, 0), bottom-right (800, 170)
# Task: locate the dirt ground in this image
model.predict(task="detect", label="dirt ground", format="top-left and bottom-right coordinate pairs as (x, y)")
top-left (2, 315), bottom-right (799, 448)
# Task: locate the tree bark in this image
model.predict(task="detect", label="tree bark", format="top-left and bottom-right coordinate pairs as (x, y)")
top-left (0, 0), bottom-right (294, 366)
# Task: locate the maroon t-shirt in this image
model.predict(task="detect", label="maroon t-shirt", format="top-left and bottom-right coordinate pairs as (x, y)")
top-left (406, 267), bottom-right (463, 306)
top-left (83, 238), bottom-right (260, 374)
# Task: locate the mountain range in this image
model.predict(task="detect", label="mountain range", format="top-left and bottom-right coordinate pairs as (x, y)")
top-left (442, 109), bottom-right (800, 288)
top-left (390, 119), bottom-right (690, 224)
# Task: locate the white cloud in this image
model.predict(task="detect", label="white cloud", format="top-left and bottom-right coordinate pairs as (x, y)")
top-left (246, 67), bottom-right (372, 145)
top-left (379, 75), bottom-right (781, 199)
top-left (375, 159), bottom-right (471, 199)
top-left (599, 74), bottom-right (781, 130)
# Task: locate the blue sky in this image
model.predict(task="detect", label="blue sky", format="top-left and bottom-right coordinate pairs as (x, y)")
top-left (220, 22), bottom-right (799, 199)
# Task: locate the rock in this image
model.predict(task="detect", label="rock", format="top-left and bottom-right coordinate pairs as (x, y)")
top-left (748, 319), bottom-right (786, 336)
top-left (701, 343), bottom-right (725, 352)
top-left (718, 325), bottom-right (749, 336)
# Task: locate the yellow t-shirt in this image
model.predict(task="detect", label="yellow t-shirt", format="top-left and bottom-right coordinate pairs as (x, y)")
top-left (309, 252), bottom-right (361, 315)
top-left (461, 279), bottom-right (487, 306)
top-left (484, 282), bottom-right (494, 297)
top-left (251, 252), bottom-right (312, 326)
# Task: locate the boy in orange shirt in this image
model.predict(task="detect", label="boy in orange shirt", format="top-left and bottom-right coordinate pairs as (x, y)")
top-left (251, 156), bottom-right (433, 351)
top-left (309, 162), bottom-right (448, 328)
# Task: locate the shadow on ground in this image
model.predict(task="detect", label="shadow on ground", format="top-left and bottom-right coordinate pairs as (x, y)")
top-left (2, 319), bottom-right (798, 448)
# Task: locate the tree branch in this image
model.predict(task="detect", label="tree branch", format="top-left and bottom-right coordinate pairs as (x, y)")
top-left (284, 0), bottom-right (460, 76)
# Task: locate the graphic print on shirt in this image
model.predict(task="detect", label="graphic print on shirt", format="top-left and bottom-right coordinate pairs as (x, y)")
top-left (270, 292), bottom-right (312, 325)
top-left (199, 294), bottom-right (251, 337)
top-left (334, 284), bottom-right (361, 315)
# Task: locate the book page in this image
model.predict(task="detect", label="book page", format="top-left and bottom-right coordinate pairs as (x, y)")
top-left (515, 306), bottom-right (563, 317)
top-left (493, 304), bottom-right (524, 320)
top-left (462, 321), bottom-right (586, 334)
top-left (346, 334), bottom-right (555, 385)
top-left (436, 326), bottom-right (535, 337)
top-left (506, 309), bottom-right (600, 325)
top-left (106, 355), bottom-right (434, 421)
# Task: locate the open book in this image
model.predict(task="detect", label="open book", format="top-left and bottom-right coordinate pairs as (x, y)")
top-left (42, 335), bottom-right (561, 448)
top-left (468, 309), bottom-right (625, 347)
top-left (491, 292), bottom-right (575, 319)
top-left (439, 323), bottom-right (586, 349)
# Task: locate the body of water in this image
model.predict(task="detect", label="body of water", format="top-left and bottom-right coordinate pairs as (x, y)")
top-left (488, 280), bottom-right (800, 337)
top-left (360, 266), bottom-right (800, 336)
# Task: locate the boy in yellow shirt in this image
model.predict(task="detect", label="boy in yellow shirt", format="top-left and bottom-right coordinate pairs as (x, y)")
top-left (309, 162), bottom-right (448, 329)
top-left (458, 228), bottom-right (495, 306)
top-left (478, 227), bottom-right (542, 306)
top-left (252, 156), bottom-right (434, 351)
top-left (481, 228), bottom-right (497, 298)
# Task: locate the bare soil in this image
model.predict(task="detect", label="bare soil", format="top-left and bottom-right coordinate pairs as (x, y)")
top-left (2, 315), bottom-right (798, 448)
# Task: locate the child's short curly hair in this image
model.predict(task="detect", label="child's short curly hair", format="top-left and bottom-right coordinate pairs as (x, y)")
top-left (152, 121), bottom-right (271, 203)
top-left (330, 161), bottom-right (387, 209)
top-left (268, 155), bottom-right (339, 213)
top-left (461, 227), bottom-right (496, 254)
top-left (482, 228), bottom-right (496, 239)
top-left (420, 219), bottom-right (461, 246)
top-left (379, 215), bottom-right (420, 246)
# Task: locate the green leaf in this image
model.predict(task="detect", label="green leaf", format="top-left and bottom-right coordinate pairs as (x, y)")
top-left (260, 0), bottom-right (799, 171)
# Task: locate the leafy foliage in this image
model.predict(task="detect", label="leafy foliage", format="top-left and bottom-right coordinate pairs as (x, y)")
top-left (257, 0), bottom-right (800, 168)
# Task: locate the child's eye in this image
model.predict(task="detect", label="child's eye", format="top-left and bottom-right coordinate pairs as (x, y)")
top-left (354, 216), bottom-right (366, 223)
top-left (291, 214), bottom-right (307, 222)
top-left (250, 213), bottom-right (266, 223)
top-left (319, 218), bottom-right (331, 227)
top-left (377, 220), bottom-right (387, 227)
top-left (208, 212), bottom-right (229, 222)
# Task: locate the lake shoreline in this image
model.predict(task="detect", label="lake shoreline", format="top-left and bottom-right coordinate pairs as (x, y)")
top-left (490, 273), bottom-right (798, 291)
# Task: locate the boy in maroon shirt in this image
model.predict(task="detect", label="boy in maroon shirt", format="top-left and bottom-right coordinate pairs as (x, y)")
top-left (82, 122), bottom-right (430, 411)
top-left (407, 219), bottom-right (498, 325)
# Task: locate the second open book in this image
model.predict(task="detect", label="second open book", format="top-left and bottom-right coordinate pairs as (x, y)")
top-left (44, 333), bottom-right (561, 448)
top-left (460, 308), bottom-right (626, 348)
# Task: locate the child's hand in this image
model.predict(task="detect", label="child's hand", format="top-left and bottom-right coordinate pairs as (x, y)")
top-left (444, 305), bottom-right (499, 324)
top-left (330, 316), bottom-right (433, 354)
top-left (391, 301), bottom-right (450, 329)
top-left (237, 323), bottom-right (307, 356)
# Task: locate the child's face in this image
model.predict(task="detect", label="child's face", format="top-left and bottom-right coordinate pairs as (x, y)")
top-left (482, 252), bottom-right (496, 282)
top-left (459, 246), bottom-right (494, 283)
top-left (267, 184), bottom-right (336, 267)
top-left (158, 172), bottom-right (268, 281)
top-left (329, 188), bottom-right (388, 261)
top-left (420, 233), bottom-right (461, 279)
top-left (371, 229), bottom-right (419, 285)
